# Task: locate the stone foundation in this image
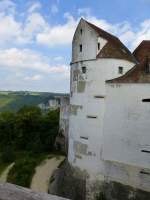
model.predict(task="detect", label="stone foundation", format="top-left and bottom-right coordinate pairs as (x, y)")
top-left (48, 160), bottom-right (86, 200)
top-left (48, 161), bottom-right (150, 200)
top-left (96, 181), bottom-right (150, 200)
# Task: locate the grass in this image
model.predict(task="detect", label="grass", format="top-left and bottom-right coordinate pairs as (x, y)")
top-left (0, 162), bottom-right (11, 176)
top-left (0, 96), bottom-right (15, 108)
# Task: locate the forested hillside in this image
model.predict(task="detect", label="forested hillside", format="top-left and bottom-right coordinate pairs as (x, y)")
top-left (0, 91), bottom-right (63, 112)
top-left (0, 106), bottom-right (60, 187)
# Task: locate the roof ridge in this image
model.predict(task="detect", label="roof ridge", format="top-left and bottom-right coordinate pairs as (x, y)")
top-left (84, 19), bottom-right (134, 57)
top-left (133, 40), bottom-right (150, 54)
top-left (84, 19), bottom-right (119, 42)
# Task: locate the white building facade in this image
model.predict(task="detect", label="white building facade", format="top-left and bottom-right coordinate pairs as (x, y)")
top-left (68, 19), bottom-right (136, 175)
top-left (103, 47), bottom-right (150, 192)
top-left (66, 19), bottom-right (150, 198)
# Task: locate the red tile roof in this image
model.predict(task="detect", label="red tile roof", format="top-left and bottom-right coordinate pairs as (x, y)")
top-left (106, 41), bottom-right (150, 83)
top-left (85, 19), bottom-right (136, 63)
top-left (133, 40), bottom-right (150, 63)
top-left (106, 57), bottom-right (150, 83)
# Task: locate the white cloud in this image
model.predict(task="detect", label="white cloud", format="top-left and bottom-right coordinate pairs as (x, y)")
top-left (24, 74), bottom-right (43, 81)
top-left (0, 10), bottom-right (48, 45)
top-left (53, 56), bottom-right (64, 61)
top-left (28, 2), bottom-right (41, 13)
top-left (0, 48), bottom-right (69, 75)
top-left (36, 13), bottom-right (78, 46)
top-left (130, 19), bottom-right (150, 50)
top-left (0, 2), bottom-right (149, 51)
top-left (0, 0), bottom-right (16, 15)
top-left (78, 8), bottom-right (91, 16)
top-left (36, 10), bottom-right (149, 50)
top-left (0, 13), bottom-right (22, 45)
top-left (51, 4), bottom-right (59, 14)
top-left (22, 12), bottom-right (48, 43)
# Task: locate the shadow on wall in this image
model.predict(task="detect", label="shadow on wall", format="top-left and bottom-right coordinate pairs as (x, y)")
top-left (96, 181), bottom-right (150, 200)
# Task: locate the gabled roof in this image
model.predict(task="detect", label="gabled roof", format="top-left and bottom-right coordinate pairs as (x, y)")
top-left (106, 41), bottom-right (150, 83)
top-left (84, 19), bottom-right (136, 63)
top-left (106, 57), bottom-right (150, 83)
top-left (133, 40), bottom-right (150, 62)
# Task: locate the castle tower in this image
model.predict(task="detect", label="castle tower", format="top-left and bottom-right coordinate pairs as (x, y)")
top-left (68, 18), bottom-right (136, 177)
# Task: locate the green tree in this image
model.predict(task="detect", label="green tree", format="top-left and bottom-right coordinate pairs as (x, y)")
top-left (0, 111), bottom-right (16, 150)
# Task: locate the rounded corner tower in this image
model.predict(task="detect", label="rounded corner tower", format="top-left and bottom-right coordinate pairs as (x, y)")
top-left (68, 18), bottom-right (136, 177)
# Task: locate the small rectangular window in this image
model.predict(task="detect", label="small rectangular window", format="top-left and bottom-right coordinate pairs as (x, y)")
top-left (80, 29), bottom-right (82, 35)
top-left (80, 44), bottom-right (82, 52)
top-left (142, 99), bottom-right (150, 102)
top-left (98, 43), bottom-right (100, 50)
top-left (80, 136), bottom-right (88, 140)
top-left (141, 150), bottom-right (150, 153)
top-left (87, 115), bottom-right (97, 119)
top-left (140, 170), bottom-right (150, 175)
top-left (118, 66), bottom-right (123, 74)
top-left (82, 66), bottom-right (86, 74)
top-left (145, 63), bottom-right (150, 74)
top-left (94, 95), bottom-right (105, 98)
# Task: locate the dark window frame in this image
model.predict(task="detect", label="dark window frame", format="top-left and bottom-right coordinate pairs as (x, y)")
top-left (142, 99), bottom-right (150, 102)
top-left (80, 136), bottom-right (88, 140)
top-left (140, 170), bottom-right (150, 175)
top-left (82, 66), bottom-right (86, 74)
top-left (87, 115), bottom-right (97, 119)
top-left (118, 66), bottom-right (123, 74)
top-left (98, 42), bottom-right (100, 50)
top-left (141, 149), bottom-right (150, 153)
top-left (79, 44), bottom-right (82, 52)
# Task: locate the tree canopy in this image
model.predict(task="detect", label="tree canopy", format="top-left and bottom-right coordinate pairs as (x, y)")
top-left (0, 106), bottom-right (59, 154)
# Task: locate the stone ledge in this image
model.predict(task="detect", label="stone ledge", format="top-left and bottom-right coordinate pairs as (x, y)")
top-left (0, 183), bottom-right (70, 200)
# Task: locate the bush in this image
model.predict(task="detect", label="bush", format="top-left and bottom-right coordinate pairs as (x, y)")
top-left (7, 153), bottom-right (47, 187)
top-left (1, 146), bottom-right (15, 163)
top-left (7, 156), bottom-right (36, 187)
top-left (0, 106), bottom-right (60, 153)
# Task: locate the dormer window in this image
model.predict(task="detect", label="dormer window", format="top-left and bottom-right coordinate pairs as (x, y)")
top-left (118, 66), bottom-right (123, 74)
top-left (79, 44), bottom-right (82, 52)
top-left (80, 29), bottom-right (82, 35)
top-left (98, 43), bottom-right (100, 51)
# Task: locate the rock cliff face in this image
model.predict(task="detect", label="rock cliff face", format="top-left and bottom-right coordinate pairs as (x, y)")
top-left (0, 183), bottom-right (69, 200)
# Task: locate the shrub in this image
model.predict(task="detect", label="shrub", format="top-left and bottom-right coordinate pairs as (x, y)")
top-left (7, 153), bottom-right (47, 187)
top-left (1, 146), bottom-right (15, 163)
top-left (7, 157), bottom-right (36, 187)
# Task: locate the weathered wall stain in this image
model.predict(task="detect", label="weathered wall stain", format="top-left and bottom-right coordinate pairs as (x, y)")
top-left (70, 105), bottom-right (82, 115)
top-left (77, 81), bottom-right (86, 93)
top-left (74, 141), bottom-right (88, 155)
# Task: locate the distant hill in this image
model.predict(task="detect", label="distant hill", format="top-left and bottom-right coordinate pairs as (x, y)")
top-left (0, 91), bottom-right (65, 112)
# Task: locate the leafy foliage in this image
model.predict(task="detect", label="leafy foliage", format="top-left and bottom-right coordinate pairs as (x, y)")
top-left (0, 105), bottom-right (60, 187)
top-left (1, 146), bottom-right (15, 163)
top-left (7, 153), bottom-right (47, 187)
top-left (0, 106), bottom-right (59, 153)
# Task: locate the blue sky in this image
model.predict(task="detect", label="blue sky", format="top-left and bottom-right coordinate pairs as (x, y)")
top-left (0, 0), bottom-right (149, 93)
